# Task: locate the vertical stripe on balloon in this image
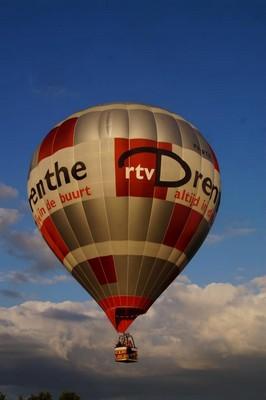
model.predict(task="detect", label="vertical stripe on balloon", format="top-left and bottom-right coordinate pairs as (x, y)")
top-left (89, 255), bottom-right (117, 285)
top-left (163, 203), bottom-right (191, 247)
top-left (40, 216), bottom-right (69, 262)
top-left (115, 138), bottom-right (129, 196)
top-left (175, 210), bottom-right (203, 252)
top-left (163, 204), bottom-right (204, 252)
top-left (209, 145), bottom-right (220, 172)
top-left (52, 118), bottom-right (77, 153)
top-left (154, 141), bottom-right (172, 200)
top-left (38, 127), bottom-right (58, 162)
top-left (38, 118), bottom-right (77, 162)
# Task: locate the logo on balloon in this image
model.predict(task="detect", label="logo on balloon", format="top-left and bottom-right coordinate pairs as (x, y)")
top-left (118, 147), bottom-right (192, 187)
top-left (115, 139), bottom-right (219, 205)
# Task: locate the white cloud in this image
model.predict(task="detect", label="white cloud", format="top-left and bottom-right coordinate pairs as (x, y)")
top-left (3, 229), bottom-right (59, 272)
top-left (227, 227), bottom-right (256, 236)
top-left (176, 274), bottom-right (191, 284)
top-left (0, 207), bottom-right (61, 283)
top-left (0, 277), bottom-right (266, 373)
top-left (0, 208), bottom-right (20, 230)
top-left (0, 270), bottom-right (69, 285)
top-left (250, 276), bottom-right (266, 288)
top-left (0, 183), bottom-right (18, 199)
top-left (207, 226), bottom-right (256, 244)
top-left (206, 233), bottom-right (224, 244)
top-left (0, 277), bottom-right (266, 398)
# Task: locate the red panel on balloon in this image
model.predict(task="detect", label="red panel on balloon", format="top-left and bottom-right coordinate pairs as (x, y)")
top-left (115, 138), bottom-right (130, 196)
top-left (89, 255), bottom-right (117, 284)
top-left (154, 141), bottom-right (172, 200)
top-left (115, 138), bottom-right (172, 199)
top-left (163, 203), bottom-right (203, 252)
top-left (52, 118), bottom-right (77, 154)
top-left (40, 216), bottom-right (69, 262)
top-left (99, 295), bottom-right (151, 310)
top-left (115, 138), bottom-right (157, 198)
top-left (175, 210), bottom-right (203, 252)
top-left (38, 127), bottom-right (58, 162)
top-left (99, 295), bottom-right (152, 333)
top-left (163, 203), bottom-right (191, 247)
top-left (209, 145), bottom-right (220, 172)
top-left (38, 118), bottom-right (77, 162)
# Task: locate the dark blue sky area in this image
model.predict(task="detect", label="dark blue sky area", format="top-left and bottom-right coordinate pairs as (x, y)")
top-left (1, 1), bottom-right (265, 192)
top-left (1, 0), bottom-right (266, 285)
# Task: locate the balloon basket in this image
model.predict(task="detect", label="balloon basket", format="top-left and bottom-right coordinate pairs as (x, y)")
top-left (114, 333), bottom-right (138, 363)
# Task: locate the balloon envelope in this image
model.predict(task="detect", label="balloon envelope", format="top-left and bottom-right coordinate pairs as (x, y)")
top-left (28, 103), bottom-right (221, 332)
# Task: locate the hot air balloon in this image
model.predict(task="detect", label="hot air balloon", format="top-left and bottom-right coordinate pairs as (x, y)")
top-left (27, 103), bottom-right (221, 362)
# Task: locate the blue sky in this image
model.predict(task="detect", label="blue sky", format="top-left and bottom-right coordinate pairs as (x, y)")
top-left (0, 1), bottom-right (265, 399)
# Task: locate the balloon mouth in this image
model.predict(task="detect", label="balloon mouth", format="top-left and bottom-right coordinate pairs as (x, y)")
top-left (99, 296), bottom-right (152, 333)
top-left (106, 307), bottom-right (145, 333)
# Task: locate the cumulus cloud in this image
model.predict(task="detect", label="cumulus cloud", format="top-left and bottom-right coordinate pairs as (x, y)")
top-left (0, 288), bottom-right (23, 299)
top-left (0, 278), bottom-right (266, 399)
top-left (251, 276), bottom-right (266, 288)
top-left (228, 227), bottom-right (256, 236)
top-left (2, 227), bottom-right (59, 272)
top-left (0, 270), bottom-right (69, 285)
top-left (0, 208), bottom-right (20, 231)
top-left (0, 183), bottom-right (18, 199)
top-left (206, 232), bottom-right (224, 244)
top-left (207, 226), bottom-right (256, 244)
top-left (0, 204), bottom-right (63, 302)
